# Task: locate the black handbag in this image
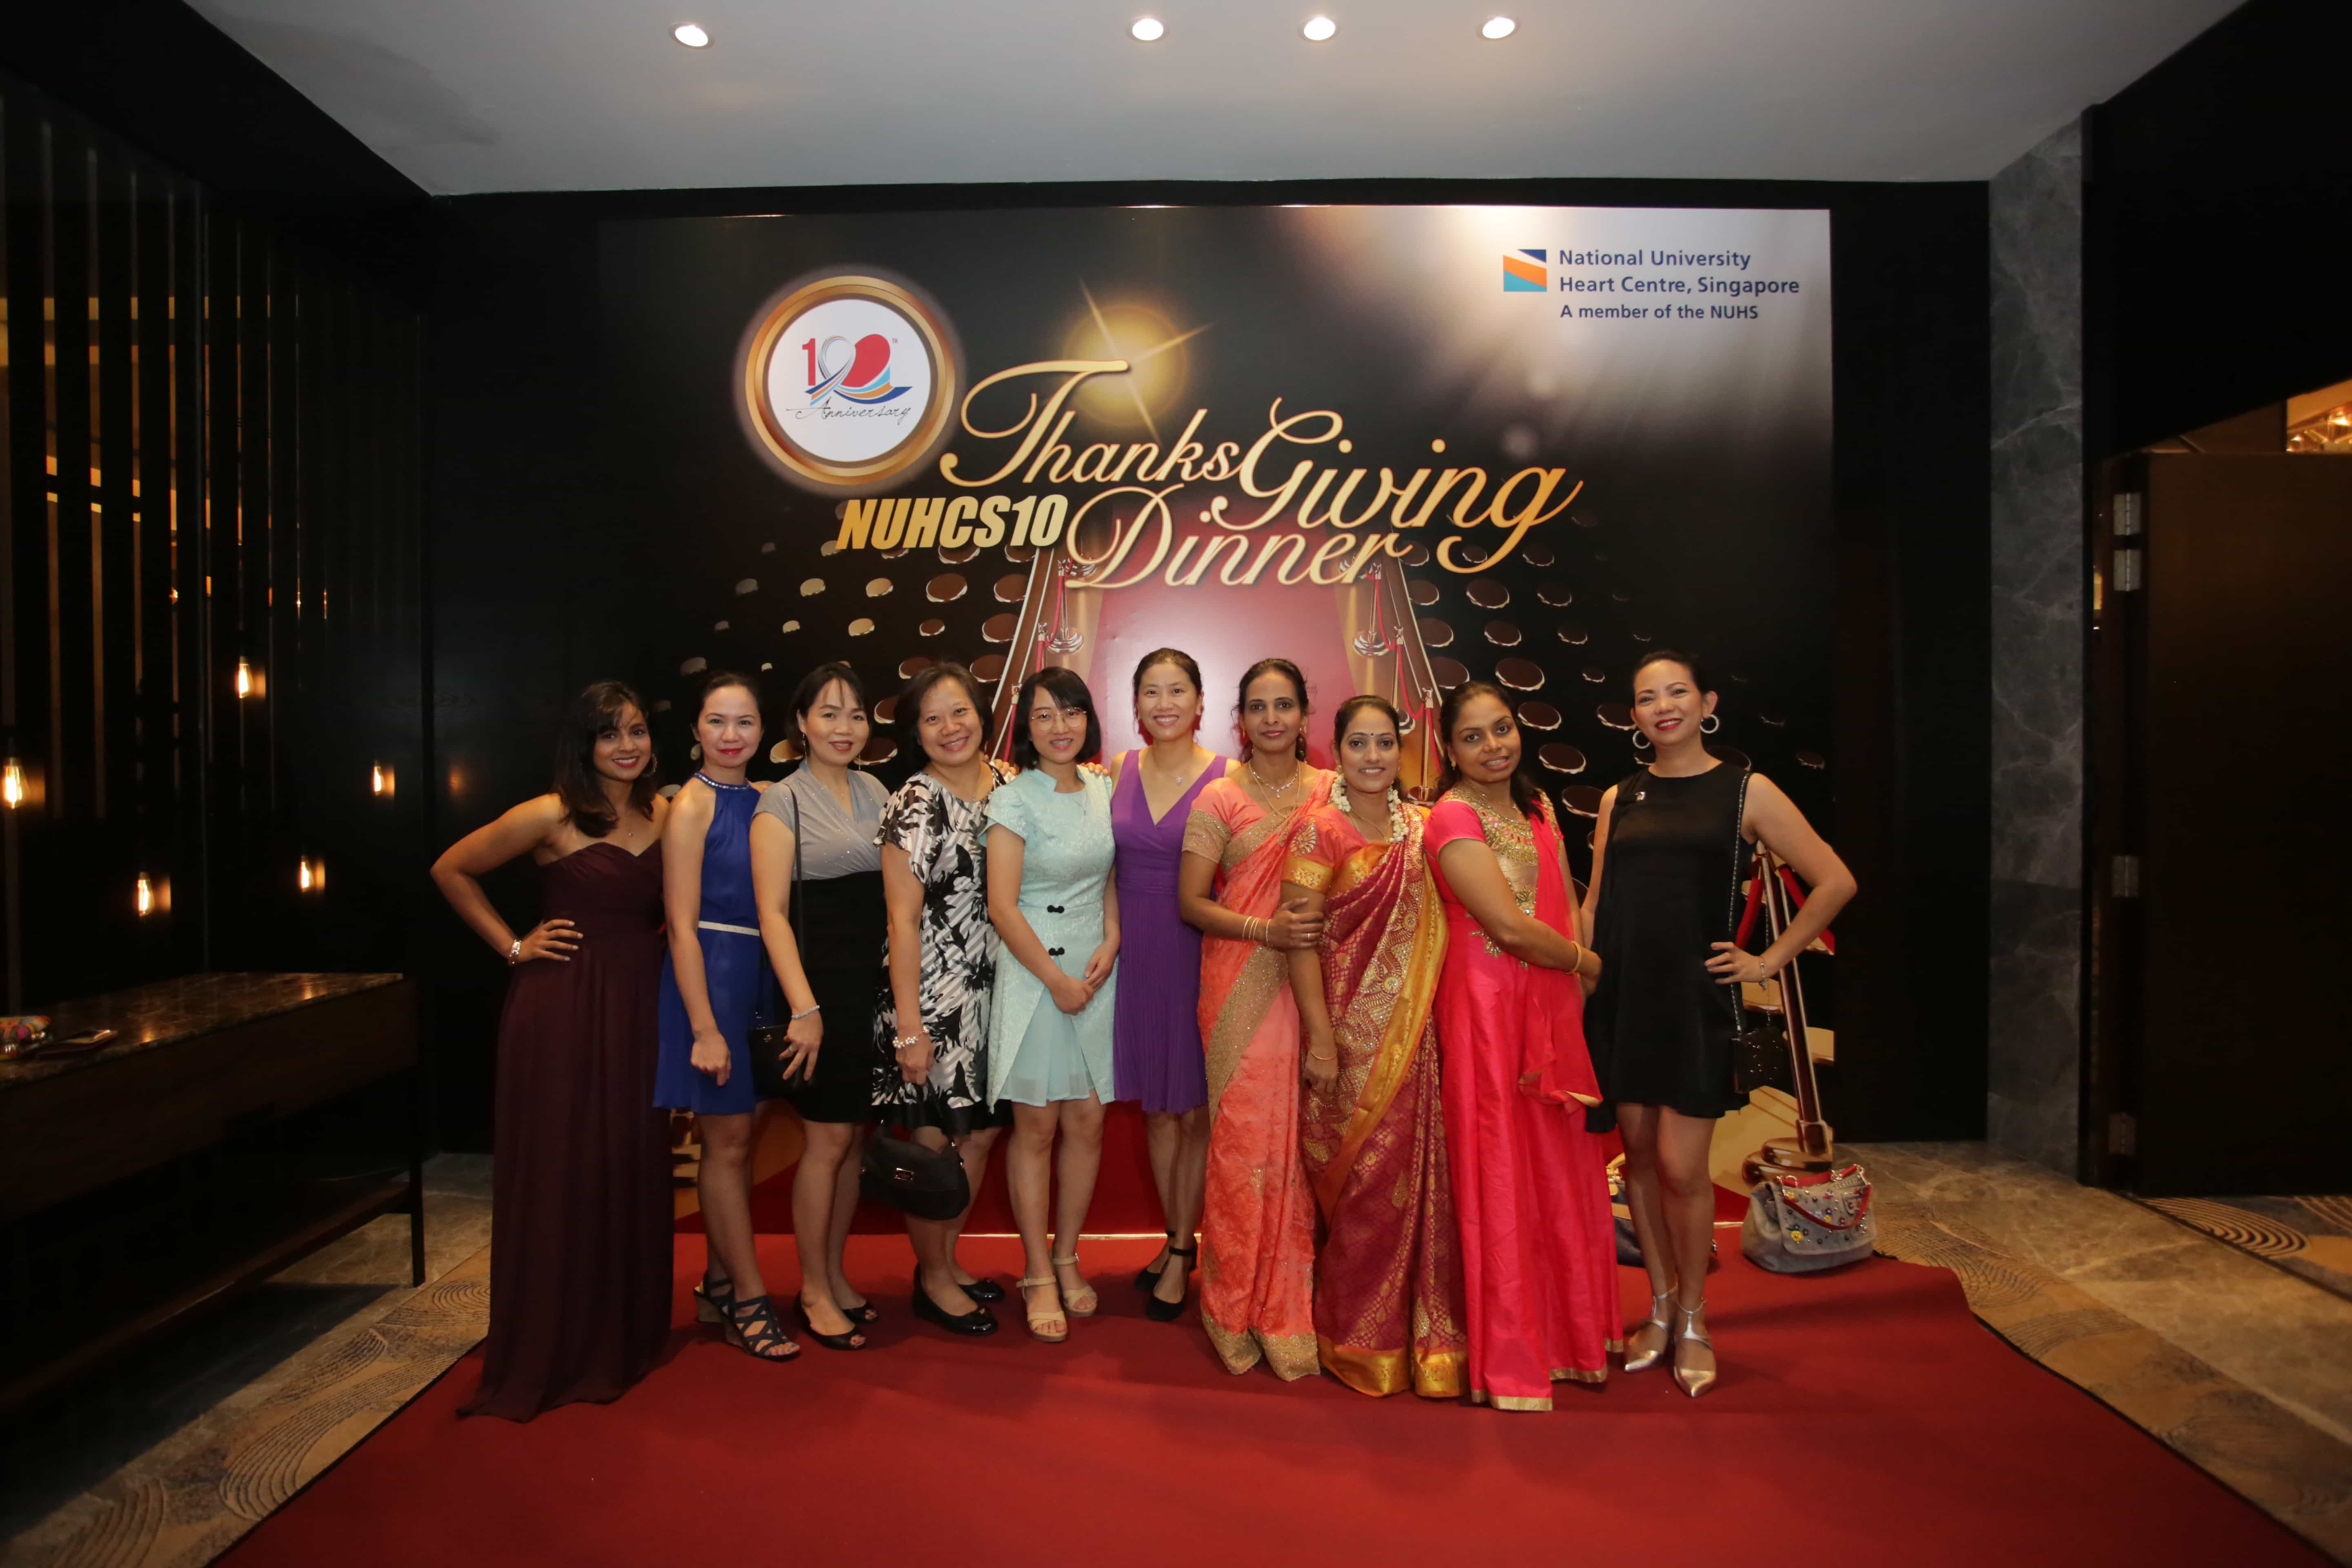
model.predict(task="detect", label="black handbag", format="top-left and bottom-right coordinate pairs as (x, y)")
top-left (750, 785), bottom-right (813, 1100)
top-left (1721, 768), bottom-right (1796, 1100)
top-left (860, 1128), bottom-right (971, 1220)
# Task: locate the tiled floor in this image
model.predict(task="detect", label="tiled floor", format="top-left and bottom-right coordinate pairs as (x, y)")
top-left (7, 1145), bottom-right (2352, 1566)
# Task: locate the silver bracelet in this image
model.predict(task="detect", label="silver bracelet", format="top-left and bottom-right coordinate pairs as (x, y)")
top-left (791, 1004), bottom-right (820, 1020)
top-left (505, 938), bottom-right (523, 966)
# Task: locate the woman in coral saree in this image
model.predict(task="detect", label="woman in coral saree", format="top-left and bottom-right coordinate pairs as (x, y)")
top-left (1178, 659), bottom-right (1330, 1378)
top-left (1285, 696), bottom-right (1465, 1398)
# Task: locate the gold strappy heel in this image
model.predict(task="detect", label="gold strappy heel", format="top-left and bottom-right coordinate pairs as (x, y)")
top-left (1622, 1289), bottom-right (1674, 1372)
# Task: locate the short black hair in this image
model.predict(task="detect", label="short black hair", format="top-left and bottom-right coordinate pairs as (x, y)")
top-left (789, 661), bottom-right (868, 744)
top-left (898, 661), bottom-right (994, 757)
top-left (1011, 666), bottom-right (1103, 770)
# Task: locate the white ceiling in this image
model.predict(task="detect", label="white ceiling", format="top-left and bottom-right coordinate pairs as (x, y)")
top-left (187, 0), bottom-right (2242, 195)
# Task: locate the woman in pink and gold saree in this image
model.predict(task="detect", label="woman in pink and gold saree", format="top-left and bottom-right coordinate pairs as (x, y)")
top-left (1427, 682), bottom-right (1615, 1412)
top-left (1177, 659), bottom-right (1330, 1379)
top-left (1284, 697), bottom-right (1465, 1398)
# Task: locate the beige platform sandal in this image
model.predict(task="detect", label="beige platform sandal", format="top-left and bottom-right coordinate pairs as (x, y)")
top-left (1050, 1252), bottom-right (1098, 1317)
top-left (1018, 1275), bottom-right (1069, 1342)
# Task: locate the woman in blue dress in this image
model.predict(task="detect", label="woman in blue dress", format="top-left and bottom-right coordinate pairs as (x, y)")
top-left (655, 671), bottom-right (794, 1362)
top-left (985, 667), bottom-right (1120, 1342)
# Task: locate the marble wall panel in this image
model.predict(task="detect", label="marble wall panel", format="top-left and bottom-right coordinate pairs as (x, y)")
top-left (1988, 120), bottom-right (2085, 1174)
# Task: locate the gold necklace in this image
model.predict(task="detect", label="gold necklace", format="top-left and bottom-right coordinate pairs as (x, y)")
top-left (1247, 757), bottom-right (1300, 802)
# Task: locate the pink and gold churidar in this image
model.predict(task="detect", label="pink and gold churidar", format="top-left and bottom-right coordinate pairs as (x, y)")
top-left (1287, 801), bottom-right (1465, 1398)
top-left (1425, 790), bottom-right (1616, 1411)
top-left (1185, 771), bottom-right (1329, 1380)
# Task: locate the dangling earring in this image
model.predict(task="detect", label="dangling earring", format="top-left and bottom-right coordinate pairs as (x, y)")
top-left (1699, 715), bottom-right (1721, 734)
top-left (1631, 730), bottom-right (1652, 751)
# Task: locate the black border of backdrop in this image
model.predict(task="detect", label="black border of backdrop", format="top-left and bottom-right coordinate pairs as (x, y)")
top-left (425, 178), bottom-right (1989, 1152)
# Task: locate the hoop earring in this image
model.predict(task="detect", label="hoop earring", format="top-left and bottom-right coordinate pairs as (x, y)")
top-left (1699, 714), bottom-right (1720, 735)
top-left (1630, 730), bottom-right (1652, 751)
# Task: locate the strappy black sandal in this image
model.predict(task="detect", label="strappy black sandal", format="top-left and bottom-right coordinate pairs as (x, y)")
top-left (722, 1293), bottom-right (800, 1361)
top-left (1134, 1232), bottom-right (1178, 1291)
top-left (692, 1272), bottom-right (735, 1326)
top-left (1145, 1243), bottom-right (1197, 1323)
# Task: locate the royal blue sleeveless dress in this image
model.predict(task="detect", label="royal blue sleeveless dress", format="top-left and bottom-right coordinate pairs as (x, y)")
top-left (654, 774), bottom-right (777, 1116)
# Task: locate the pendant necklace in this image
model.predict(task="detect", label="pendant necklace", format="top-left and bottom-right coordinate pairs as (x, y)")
top-left (1247, 758), bottom-right (1298, 802)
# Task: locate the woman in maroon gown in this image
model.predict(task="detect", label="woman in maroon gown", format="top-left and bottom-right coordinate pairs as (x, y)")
top-left (430, 680), bottom-right (677, 1420)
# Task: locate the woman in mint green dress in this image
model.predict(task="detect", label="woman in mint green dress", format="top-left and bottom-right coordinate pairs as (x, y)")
top-left (986, 667), bottom-right (1121, 1342)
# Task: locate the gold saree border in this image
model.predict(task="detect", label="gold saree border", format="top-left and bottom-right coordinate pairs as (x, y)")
top-left (1319, 1334), bottom-right (1466, 1399)
top-left (1312, 850), bottom-right (1447, 1221)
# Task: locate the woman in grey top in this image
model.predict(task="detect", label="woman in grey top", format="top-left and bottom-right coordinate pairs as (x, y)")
top-left (751, 662), bottom-right (890, 1350)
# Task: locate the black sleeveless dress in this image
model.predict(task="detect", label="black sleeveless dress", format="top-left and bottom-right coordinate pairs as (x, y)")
top-left (1584, 763), bottom-right (1751, 1127)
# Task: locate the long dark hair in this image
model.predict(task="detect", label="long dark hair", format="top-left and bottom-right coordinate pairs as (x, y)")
top-left (899, 661), bottom-right (994, 757)
top-left (553, 679), bottom-right (659, 838)
top-left (1010, 666), bottom-right (1102, 769)
top-left (1234, 657), bottom-right (1310, 761)
top-left (1435, 680), bottom-right (1543, 816)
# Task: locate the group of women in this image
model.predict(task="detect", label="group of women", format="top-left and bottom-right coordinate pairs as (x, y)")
top-left (431, 641), bottom-right (1854, 1421)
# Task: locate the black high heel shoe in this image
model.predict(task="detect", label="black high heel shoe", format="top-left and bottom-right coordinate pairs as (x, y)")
top-left (837, 1299), bottom-right (881, 1325)
top-left (1134, 1232), bottom-right (1178, 1291)
top-left (693, 1273), bottom-right (735, 1326)
top-left (722, 1294), bottom-right (800, 1361)
top-left (1145, 1243), bottom-right (1196, 1323)
top-left (794, 1298), bottom-right (868, 1351)
top-left (911, 1274), bottom-right (1000, 1336)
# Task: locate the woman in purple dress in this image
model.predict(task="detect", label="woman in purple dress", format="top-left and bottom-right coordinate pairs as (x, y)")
top-left (1108, 648), bottom-right (1222, 1321)
top-left (430, 681), bottom-right (675, 1420)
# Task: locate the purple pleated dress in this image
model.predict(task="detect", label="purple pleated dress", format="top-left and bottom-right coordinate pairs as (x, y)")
top-left (1111, 751), bottom-right (1216, 1113)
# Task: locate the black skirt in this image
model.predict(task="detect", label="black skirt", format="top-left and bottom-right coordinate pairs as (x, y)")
top-left (787, 870), bottom-right (887, 1124)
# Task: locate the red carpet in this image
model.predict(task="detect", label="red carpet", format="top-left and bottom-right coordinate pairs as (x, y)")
top-left (223, 1237), bottom-right (2321, 1567)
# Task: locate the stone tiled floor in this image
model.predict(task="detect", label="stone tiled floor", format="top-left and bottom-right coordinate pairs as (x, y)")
top-left (7, 1145), bottom-right (2352, 1566)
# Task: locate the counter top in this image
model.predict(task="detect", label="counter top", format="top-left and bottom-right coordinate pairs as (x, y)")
top-left (0, 973), bottom-right (405, 1090)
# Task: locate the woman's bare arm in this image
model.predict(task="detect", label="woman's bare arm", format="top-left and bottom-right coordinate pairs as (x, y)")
top-left (430, 794), bottom-right (575, 962)
top-left (1436, 837), bottom-right (1595, 976)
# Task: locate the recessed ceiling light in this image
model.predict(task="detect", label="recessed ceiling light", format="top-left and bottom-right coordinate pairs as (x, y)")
top-left (672, 22), bottom-right (709, 47)
top-left (1481, 16), bottom-right (1516, 40)
top-left (1302, 15), bottom-right (1337, 42)
top-left (1131, 16), bottom-right (1165, 41)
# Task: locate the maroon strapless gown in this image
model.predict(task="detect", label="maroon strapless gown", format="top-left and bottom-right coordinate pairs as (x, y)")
top-left (462, 840), bottom-right (674, 1421)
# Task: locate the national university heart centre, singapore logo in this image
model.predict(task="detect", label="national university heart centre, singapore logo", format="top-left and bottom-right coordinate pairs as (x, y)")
top-left (739, 273), bottom-right (960, 492)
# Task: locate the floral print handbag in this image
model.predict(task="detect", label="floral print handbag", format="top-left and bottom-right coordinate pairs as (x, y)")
top-left (1740, 1162), bottom-right (1876, 1274)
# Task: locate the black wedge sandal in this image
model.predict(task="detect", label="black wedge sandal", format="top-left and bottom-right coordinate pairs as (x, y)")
top-left (692, 1272), bottom-right (735, 1326)
top-left (722, 1294), bottom-right (801, 1361)
top-left (1134, 1232), bottom-right (1178, 1291)
top-left (1145, 1243), bottom-right (1197, 1323)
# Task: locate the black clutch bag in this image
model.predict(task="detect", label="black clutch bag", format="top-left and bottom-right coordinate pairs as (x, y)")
top-left (1730, 1002), bottom-right (1796, 1099)
top-left (860, 1127), bottom-right (970, 1220)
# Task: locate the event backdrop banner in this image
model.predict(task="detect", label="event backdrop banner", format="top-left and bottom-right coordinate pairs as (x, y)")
top-left (599, 204), bottom-right (1832, 877)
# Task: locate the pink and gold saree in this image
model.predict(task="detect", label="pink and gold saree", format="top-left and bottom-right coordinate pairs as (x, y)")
top-left (1185, 772), bottom-right (1328, 1380)
top-left (1288, 800), bottom-right (1465, 1398)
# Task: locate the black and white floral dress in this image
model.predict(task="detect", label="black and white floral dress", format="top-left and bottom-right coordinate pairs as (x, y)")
top-left (871, 762), bottom-right (1015, 1135)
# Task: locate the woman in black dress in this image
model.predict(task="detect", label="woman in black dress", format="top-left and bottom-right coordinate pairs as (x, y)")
top-left (1580, 649), bottom-right (1855, 1397)
top-left (751, 663), bottom-right (889, 1352)
top-left (430, 681), bottom-right (674, 1420)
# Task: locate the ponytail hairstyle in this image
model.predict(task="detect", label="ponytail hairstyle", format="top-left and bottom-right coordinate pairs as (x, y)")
top-left (553, 679), bottom-right (659, 838)
top-left (1233, 657), bottom-right (1310, 761)
top-left (1435, 680), bottom-right (1543, 816)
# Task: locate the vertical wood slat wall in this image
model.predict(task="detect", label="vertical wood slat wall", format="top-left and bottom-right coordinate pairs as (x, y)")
top-left (0, 78), bottom-right (424, 1010)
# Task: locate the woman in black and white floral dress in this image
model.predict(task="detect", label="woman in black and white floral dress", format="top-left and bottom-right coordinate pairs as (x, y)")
top-left (875, 662), bottom-right (1015, 1335)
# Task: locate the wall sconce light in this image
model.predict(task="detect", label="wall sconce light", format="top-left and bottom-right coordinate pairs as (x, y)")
top-left (298, 856), bottom-right (325, 893)
top-left (135, 874), bottom-right (156, 916)
top-left (371, 763), bottom-right (395, 799)
top-left (2, 755), bottom-right (23, 809)
top-left (235, 659), bottom-right (255, 698)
